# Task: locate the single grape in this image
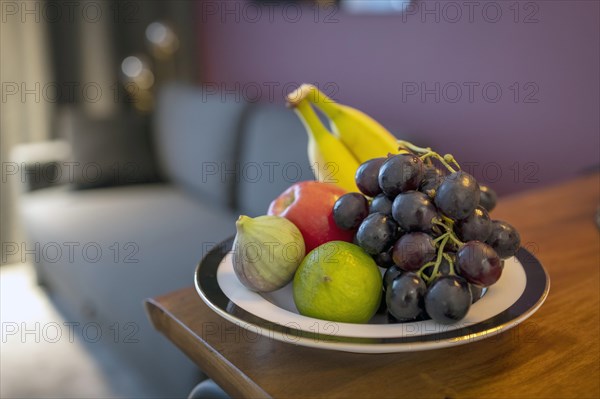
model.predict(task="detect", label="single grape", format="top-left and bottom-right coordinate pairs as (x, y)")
top-left (333, 193), bottom-right (369, 230)
top-left (424, 276), bottom-right (472, 324)
top-left (383, 265), bottom-right (403, 292)
top-left (356, 213), bottom-right (399, 255)
top-left (386, 272), bottom-right (427, 321)
top-left (392, 232), bottom-right (436, 272)
top-left (370, 194), bottom-right (393, 216)
top-left (392, 191), bottom-right (438, 232)
top-left (469, 284), bottom-right (484, 304)
top-left (479, 185), bottom-right (498, 212)
top-left (378, 154), bottom-right (424, 197)
top-left (454, 206), bottom-right (492, 242)
top-left (456, 241), bottom-right (502, 287)
top-left (373, 248), bottom-right (395, 269)
top-left (355, 157), bottom-right (386, 197)
top-left (420, 165), bottom-right (443, 198)
top-left (486, 220), bottom-right (520, 259)
top-left (434, 171), bottom-right (480, 220)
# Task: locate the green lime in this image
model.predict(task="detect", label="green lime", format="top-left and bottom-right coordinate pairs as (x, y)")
top-left (293, 241), bottom-right (382, 324)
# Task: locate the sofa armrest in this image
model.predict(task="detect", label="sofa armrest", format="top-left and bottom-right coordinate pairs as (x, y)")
top-left (9, 140), bottom-right (72, 193)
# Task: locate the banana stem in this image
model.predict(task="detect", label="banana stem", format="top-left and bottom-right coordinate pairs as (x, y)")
top-left (287, 84), bottom-right (343, 122)
top-left (287, 84), bottom-right (318, 106)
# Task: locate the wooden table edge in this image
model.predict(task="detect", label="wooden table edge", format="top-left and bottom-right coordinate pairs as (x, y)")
top-left (143, 172), bottom-right (600, 398)
top-left (144, 296), bottom-right (272, 399)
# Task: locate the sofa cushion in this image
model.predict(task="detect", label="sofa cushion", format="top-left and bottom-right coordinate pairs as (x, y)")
top-left (154, 84), bottom-right (248, 208)
top-left (18, 183), bottom-right (237, 396)
top-left (236, 103), bottom-right (313, 216)
top-left (62, 108), bottom-right (162, 189)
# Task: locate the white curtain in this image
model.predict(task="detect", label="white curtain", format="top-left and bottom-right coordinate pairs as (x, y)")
top-left (1, 11), bottom-right (54, 263)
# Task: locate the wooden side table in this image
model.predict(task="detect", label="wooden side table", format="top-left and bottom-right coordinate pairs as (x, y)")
top-left (145, 173), bottom-right (600, 398)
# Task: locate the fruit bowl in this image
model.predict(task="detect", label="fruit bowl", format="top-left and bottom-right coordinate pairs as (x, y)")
top-left (195, 237), bottom-right (549, 353)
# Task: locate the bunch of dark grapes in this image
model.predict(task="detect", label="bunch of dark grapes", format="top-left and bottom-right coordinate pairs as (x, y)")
top-left (332, 142), bottom-right (521, 325)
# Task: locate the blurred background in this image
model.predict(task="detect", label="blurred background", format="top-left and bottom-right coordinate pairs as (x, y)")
top-left (1, 0), bottom-right (598, 398)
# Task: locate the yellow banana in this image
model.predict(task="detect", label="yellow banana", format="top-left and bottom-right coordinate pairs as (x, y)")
top-left (290, 97), bottom-right (360, 192)
top-left (290, 84), bottom-right (406, 163)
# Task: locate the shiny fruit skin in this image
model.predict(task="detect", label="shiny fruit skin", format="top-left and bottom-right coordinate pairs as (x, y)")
top-left (268, 181), bottom-right (354, 252)
top-left (378, 154), bottom-right (424, 197)
top-left (424, 276), bottom-right (472, 324)
top-left (383, 265), bottom-right (403, 291)
top-left (486, 220), bottom-right (521, 259)
top-left (370, 194), bottom-right (393, 216)
top-left (434, 171), bottom-right (480, 220)
top-left (333, 193), bottom-right (369, 230)
top-left (456, 241), bottom-right (503, 287)
top-left (373, 247), bottom-right (395, 268)
top-left (392, 191), bottom-right (438, 233)
top-left (454, 206), bottom-right (492, 242)
top-left (356, 213), bottom-right (398, 255)
top-left (479, 185), bottom-right (498, 212)
top-left (355, 158), bottom-right (386, 197)
top-left (392, 232), bottom-right (436, 272)
top-left (386, 272), bottom-right (427, 321)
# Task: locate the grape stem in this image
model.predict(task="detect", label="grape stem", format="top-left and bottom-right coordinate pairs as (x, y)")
top-left (433, 218), bottom-right (451, 232)
top-left (397, 140), bottom-right (431, 154)
top-left (429, 235), bottom-right (449, 280)
top-left (434, 217), bottom-right (465, 247)
top-left (418, 262), bottom-right (436, 283)
top-left (397, 139), bottom-right (461, 173)
top-left (394, 139), bottom-right (467, 283)
top-left (423, 219), bottom-right (464, 283)
top-left (418, 234), bottom-right (452, 283)
top-left (420, 152), bottom-right (457, 173)
top-left (447, 233), bottom-right (464, 247)
top-left (433, 232), bottom-right (449, 243)
top-left (444, 154), bottom-right (461, 170)
top-left (443, 252), bottom-right (456, 276)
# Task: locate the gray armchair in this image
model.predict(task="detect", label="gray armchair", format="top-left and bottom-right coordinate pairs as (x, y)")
top-left (12, 84), bottom-right (310, 397)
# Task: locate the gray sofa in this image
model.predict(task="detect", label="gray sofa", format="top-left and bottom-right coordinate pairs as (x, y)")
top-left (13, 84), bottom-right (312, 397)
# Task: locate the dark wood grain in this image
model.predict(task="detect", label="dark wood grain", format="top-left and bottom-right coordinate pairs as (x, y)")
top-left (145, 173), bottom-right (600, 399)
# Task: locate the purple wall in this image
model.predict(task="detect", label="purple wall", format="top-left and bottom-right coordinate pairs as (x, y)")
top-left (198, 1), bottom-right (599, 194)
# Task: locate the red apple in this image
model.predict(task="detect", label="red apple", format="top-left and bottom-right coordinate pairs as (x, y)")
top-left (268, 181), bottom-right (354, 252)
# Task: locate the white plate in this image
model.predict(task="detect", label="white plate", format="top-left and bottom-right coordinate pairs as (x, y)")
top-left (195, 238), bottom-right (549, 353)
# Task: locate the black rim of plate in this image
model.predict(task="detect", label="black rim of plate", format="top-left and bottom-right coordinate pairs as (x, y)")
top-left (195, 237), bottom-right (550, 346)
